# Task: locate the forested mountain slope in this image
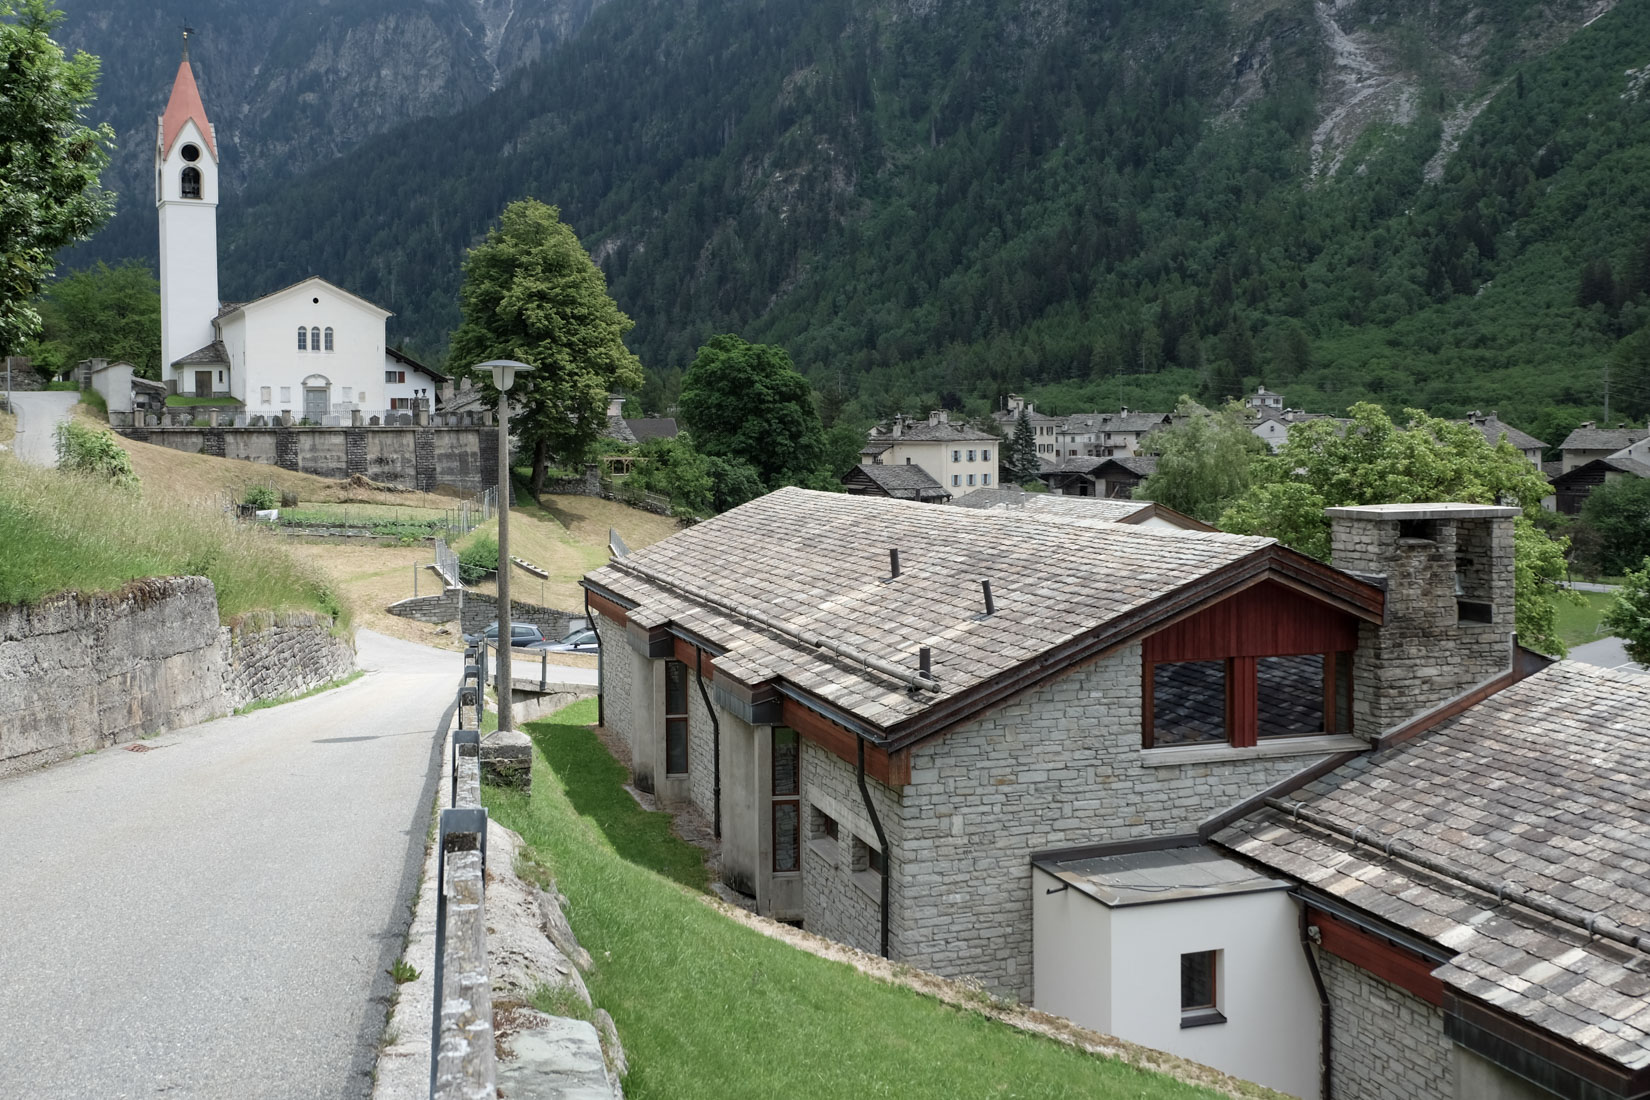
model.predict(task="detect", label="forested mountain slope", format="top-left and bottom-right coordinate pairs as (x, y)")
top-left (54, 0), bottom-right (607, 267)
top-left (72, 0), bottom-right (1650, 434)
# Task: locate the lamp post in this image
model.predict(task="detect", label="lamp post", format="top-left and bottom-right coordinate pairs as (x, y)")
top-left (477, 359), bottom-right (533, 734)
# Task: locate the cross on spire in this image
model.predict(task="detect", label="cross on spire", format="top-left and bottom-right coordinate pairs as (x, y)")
top-left (181, 25), bottom-right (195, 61)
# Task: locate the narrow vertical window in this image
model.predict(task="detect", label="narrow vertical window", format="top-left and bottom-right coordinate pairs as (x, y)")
top-left (297, 327), bottom-right (307, 351)
top-left (773, 726), bottom-right (800, 872)
top-left (1180, 950), bottom-right (1224, 1027)
top-left (310, 327), bottom-right (321, 351)
top-left (180, 166), bottom-right (202, 199)
top-left (664, 660), bottom-right (689, 775)
top-left (324, 326), bottom-right (334, 351)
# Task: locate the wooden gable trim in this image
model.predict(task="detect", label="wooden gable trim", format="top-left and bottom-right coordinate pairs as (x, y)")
top-left (586, 589), bottom-right (631, 627)
top-left (781, 697), bottom-right (911, 787)
top-left (1309, 908), bottom-right (1445, 1006)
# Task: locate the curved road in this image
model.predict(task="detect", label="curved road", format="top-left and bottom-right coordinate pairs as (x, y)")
top-left (0, 630), bottom-right (457, 1099)
top-left (8, 389), bottom-right (79, 465)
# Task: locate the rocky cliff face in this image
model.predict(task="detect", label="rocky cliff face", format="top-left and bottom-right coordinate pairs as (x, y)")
top-left (56, 0), bottom-right (608, 262)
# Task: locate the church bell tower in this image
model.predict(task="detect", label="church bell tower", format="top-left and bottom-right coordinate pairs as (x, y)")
top-left (156, 31), bottom-right (220, 387)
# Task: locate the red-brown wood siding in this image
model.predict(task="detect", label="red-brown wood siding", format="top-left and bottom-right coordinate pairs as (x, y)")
top-left (1142, 581), bottom-right (1359, 663)
top-left (586, 591), bottom-right (630, 626)
top-left (671, 636), bottom-right (715, 680)
top-left (1311, 909), bottom-right (1445, 1006)
top-left (780, 698), bottom-right (911, 786)
top-left (1229, 656), bottom-right (1257, 746)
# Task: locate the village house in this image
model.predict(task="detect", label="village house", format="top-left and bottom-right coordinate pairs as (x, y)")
top-left (1558, 422), bottom-right (1650, 473)
top-left (1551, 454), bottom-right (1650, 514)
top-left (1465, 411), bottom-right (1546, 467)
top-left (154, 46), bottom-right (443, 423)
top-left (1040, 454), bottom-right (1158, 498)
top-left (578, 489), bottom-right (1635, 1098)
top-left (860, 410), bottom-right (999, 497)
top-left (990, 394), bottom-right (1065, 459)
top-left (841, 462), bottom-right (951, 503)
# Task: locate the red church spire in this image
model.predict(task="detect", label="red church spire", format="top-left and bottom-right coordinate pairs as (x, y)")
top-left (159, 31), bottom-right (216, 160)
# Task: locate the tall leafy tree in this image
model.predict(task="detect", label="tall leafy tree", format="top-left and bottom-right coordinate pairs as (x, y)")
top-left (1578, 477), bottom-right (1650, 576)
top-left (0, 0), bottom-right (114, 355)
top-left (1219, 403), bottom-right (1575, 654)
top-left (1134, 399), bottom-right (1266, 522)
top-left (677, 334), bottom-right (823, 488)
top-left (447, 199), bottom-right (642, 492)
top-left (27, 260), bottom-right (159, 377)
top-left (1603, 561), bottom-right (1650, 665)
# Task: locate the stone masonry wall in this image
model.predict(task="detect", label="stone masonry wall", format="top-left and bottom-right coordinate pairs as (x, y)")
top-left (1331, 516), bottom-right (1514, 736)
top-left (593, 614), bottom-right (635, 756)
top-left (222, 610), bottom-right (356, 710)
top-left (387, 589), bottom-right (581, 640)
top-left (896, 643), bottom-right (1332, 999)
top-left (800, 740), bottom-right (905, 958)
top-left (1317, 952), bottom-right (1452, 1100)
top-left (0, 577), bottom-right (356, 777)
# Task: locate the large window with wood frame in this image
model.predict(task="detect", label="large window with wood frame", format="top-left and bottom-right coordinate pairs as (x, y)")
top-left (772, 727), bottom-right (800, 873)
top-left (1141, 582), bottom-right (1358, 749)
top-left (664, 659), bottom-right (689, 775)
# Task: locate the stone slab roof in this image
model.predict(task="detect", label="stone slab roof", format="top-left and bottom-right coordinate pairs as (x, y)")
top-left (1468, 415), bottom-right (1546, 452)
top-left (1560, 427), bottom-right (1650, 452)
top-left (950, 489), bottom-right (1149, 522)
top-left (171, 340), bottom-right (228, 367)
top-left (603, 416), bottom-right (638, 445)
top-left (1217, 661), bottom-right (1650, 1071)
top-left (585, 488), bottom-right (1376, 743)
top-left (870, 419), bottom-right (998, 443)
top-left (1553, 456), bottom-right (1650, 485)
top-left (625, 417), bottom-right (678, 441)
top-left (850, 462), bottom-right (946, 495)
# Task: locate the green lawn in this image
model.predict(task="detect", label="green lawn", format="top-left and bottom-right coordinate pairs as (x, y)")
top-left (1556, 591), bottom-right (1615, 648)
top-left (484, 701), bottom-right (1232, 1100)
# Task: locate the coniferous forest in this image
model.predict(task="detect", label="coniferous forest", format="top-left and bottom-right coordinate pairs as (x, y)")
top-left (61, 0), bottom-right (1650, 436)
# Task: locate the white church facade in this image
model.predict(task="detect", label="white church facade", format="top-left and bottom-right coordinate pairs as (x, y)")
top-left (156, 46), bottom-right (444, 423)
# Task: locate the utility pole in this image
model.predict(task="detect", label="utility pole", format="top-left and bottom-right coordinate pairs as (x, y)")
top-left (1604, 364), bottom-right (1612, 425)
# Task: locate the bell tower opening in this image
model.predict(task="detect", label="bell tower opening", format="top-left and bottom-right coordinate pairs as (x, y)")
top-left (180, 166), bottom-right (202, 199)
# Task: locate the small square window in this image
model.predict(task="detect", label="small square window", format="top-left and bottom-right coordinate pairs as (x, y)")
top-left (967, 474), bottom-right (976, 486)
top-left (983, 473), bottom-right (992, 486)
top-left (260, 387), bottom-right (271, 404)
top-left (968, 449), bottom-right (976, 461)
top-left (982, 448), bottom-right (991, 461)
top-left (952, 475), bottom-right (961, 487)
top-left (1180, 950), bottom-right (1224, 1027)
top-left (279, 387), bottom-right (291, 403)
top-left (952, 449), bottom-right (961, 462)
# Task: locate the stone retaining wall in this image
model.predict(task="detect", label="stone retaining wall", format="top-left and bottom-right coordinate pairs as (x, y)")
top-left (387, 588), bottom-right (582, 639)
top-left (0, 576), bottom-right (355, 777)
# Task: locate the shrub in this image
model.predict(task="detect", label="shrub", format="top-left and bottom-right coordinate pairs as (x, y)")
top-left (54, 420), bottom-right (137, 488)
top-left (458, 533), bottom-right (499, 584)
top-left (243, 486), bottom-right (278, 510)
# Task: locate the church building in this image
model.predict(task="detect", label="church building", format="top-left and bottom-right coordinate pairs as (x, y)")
top-left (155, 41), bottom-right (444, 422)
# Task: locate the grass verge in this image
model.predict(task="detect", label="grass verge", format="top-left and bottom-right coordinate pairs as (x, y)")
top-left (484, 701), bottom-right (1227, 1100)
top-left (1556, 590), bottom-right (1615, 648)
top-left (0, 455), bottom-right (347, 626)
top-left (165, 394), bottom-right (244, 407)
top-left (233, 670), bottom-right (364, 715)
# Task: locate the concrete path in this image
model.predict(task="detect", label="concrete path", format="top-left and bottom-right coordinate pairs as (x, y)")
top-left (7, 389), bottom-right (78, 466)
top-left (0, 630), bottom-right (457, 1099)
top-left (1563, 580), bottom-right (1621, 593)
top-left (1569, 635), bottom-right (1645, 673)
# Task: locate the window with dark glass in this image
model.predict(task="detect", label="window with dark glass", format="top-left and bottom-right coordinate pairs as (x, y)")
top-left (1180, 950), bottom-right (1223, 1027)
top-left (664, 659), bottom-right (689, 775)
top-left (772, 727), bottom-right (800, 872)
top-left (1148, 660), bottom-right (1227, 746)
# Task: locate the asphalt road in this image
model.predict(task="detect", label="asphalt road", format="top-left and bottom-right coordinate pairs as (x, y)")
top-left (1569, 635), bottom-right (1644, 673)
top-left (0, 630), bottom-right (457, 1099)
top-left (7, 389), bottom-right (79, 465)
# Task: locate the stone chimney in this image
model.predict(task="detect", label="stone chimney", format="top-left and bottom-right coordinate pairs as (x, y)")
top-left (891, 415), bottom-right (903, 440)
top-left (607, 393), bottom-right (625, 418)
top-left (928, 409), bottom-right (948, 426)
top-left (1328, 503), bottom-right (1519, 738)
top-left (441, 381), bottom-right (454, 403)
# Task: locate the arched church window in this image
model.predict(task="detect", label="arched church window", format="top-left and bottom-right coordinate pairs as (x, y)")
top-left (180, 166), bottom-right (202, 199)
top-left (323, 327), bottom-right (334, 351)
top-left (297, 327), bottom-right (307, 351)
top-left (310, 327), bottom-right (321, 351)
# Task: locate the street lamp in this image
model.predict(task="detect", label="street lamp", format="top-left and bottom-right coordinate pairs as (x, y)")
top-left (477, 359), bottom-right (533, 733)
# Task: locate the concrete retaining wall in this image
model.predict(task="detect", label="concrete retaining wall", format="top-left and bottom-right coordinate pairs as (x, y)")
top-left (387, 589), bottom-right (583, 640)
top-left (0, 577), bottom-right (355, 777)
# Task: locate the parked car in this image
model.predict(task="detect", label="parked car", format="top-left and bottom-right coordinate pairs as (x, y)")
top-left (533, 627), bottom-right (600, 655)
top-left (462, 622), bottom-right (548, 648)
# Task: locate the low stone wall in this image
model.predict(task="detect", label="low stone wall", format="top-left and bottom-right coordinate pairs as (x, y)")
top-left (223, 610), bottom-right (357, 710)
top-left (387, 588), bottom-right (583, 640)
top-left (541, 464), bottom-right (602, 496)
top-left (0, 577), bottom-right (356, 777)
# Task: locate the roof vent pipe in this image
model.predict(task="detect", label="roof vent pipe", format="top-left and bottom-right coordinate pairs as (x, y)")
top-left (889, 549), bottom-right (901, 579)
top-left (919, 647), bottom-right (932, 680)
top-left (981, 580), bottom-right (996, 616)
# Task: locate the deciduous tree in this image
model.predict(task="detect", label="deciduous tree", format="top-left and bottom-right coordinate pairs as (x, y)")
top-left (447, 199), bottom-right (643, 493)
top-left (1603, 561), bottom-right (1650, 665)
top-left (677, 334), bottom-right (822, 488)
top-left (27, 260), bottom-right (159, 378)
top-left (0, 0), bottom-right (114, 355)
top-left (1134, 399), bottom-right (1266, 522)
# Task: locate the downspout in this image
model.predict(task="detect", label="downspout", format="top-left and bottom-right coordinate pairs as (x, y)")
top-left (1298, 899), bottom-right (1333, 1100)
top-left (694, 645), bottom-right (721, 839)
top-left (585, 587), bottom-right (602, 728)
top-left (856, 736), bottom-right (891, 959)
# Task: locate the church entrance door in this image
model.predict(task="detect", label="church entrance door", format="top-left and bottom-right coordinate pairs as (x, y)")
top-left (303, 387), bottom-right (328, 422)
top-left (194, 371), bottom-right (211, 398)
